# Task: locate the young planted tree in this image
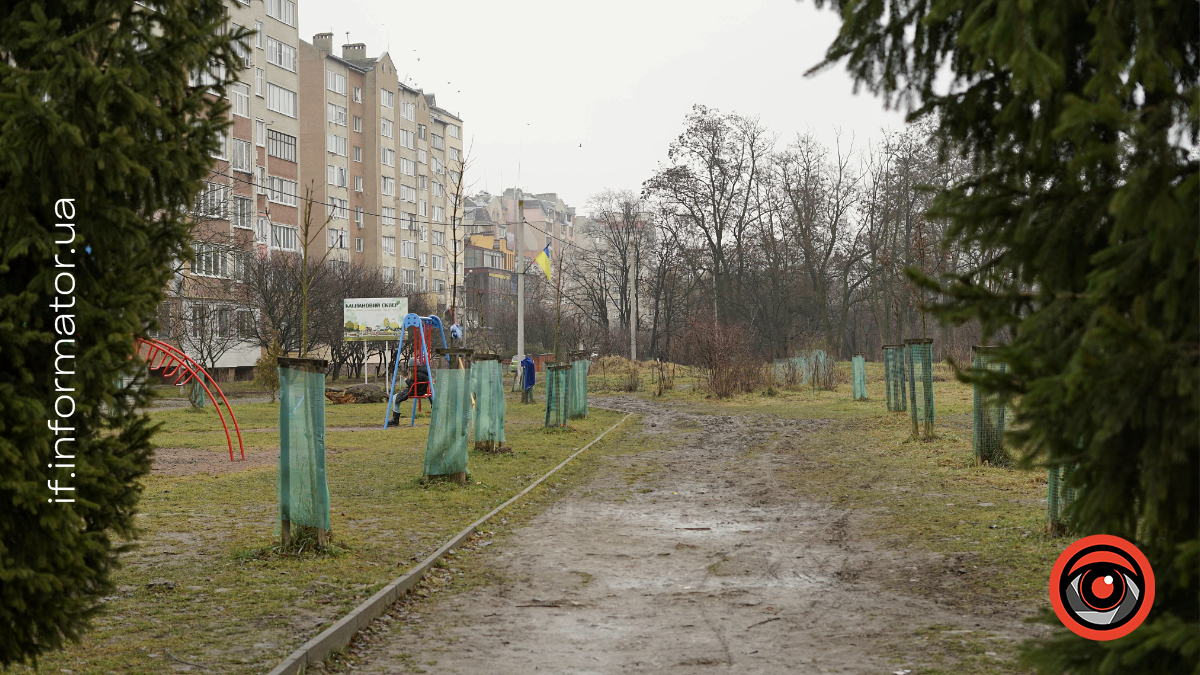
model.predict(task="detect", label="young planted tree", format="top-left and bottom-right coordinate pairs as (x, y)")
top-left (0, 0), bottom-right (240, 664)
top-left (812, 0), bottom-right (1198, 671)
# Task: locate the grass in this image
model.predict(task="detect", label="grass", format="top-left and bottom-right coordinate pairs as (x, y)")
top-left (12, 389), bottom-right (629, 675)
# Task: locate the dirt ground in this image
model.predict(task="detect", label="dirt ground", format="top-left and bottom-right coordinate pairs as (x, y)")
top-left (331, 395), bottom-right (1043, 675)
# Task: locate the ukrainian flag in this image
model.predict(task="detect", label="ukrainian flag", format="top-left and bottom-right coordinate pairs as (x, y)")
top-left (534, 243), bottom-right (552, 280)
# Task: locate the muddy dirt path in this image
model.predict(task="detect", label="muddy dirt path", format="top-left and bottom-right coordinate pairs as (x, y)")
top-left (343, 396), bottom-right (1033, 674)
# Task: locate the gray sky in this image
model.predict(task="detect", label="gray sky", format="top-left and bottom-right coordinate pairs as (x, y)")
top-left (300, 0), bottom-right (906, 210)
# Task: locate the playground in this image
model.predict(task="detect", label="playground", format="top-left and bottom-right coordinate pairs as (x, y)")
top-left (13, 354), bottom-right (1066, 675)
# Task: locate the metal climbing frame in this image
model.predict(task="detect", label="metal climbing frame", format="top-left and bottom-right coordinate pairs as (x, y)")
top-left (384, 314), bottom-right (449, 428)
top-left (135, 336), bottom-right (245, 461)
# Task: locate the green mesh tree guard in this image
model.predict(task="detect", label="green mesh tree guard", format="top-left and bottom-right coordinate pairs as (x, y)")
top-left (972, 346), bottom-right (1010, 465)
top-left (424, 349), bottom-right (473, 481)
top-left (851, 354), bottom-right (867, 400)
top-left (883, 345), bottom-right (907, 412)
top-left (810, 349), bottom-right (835, 391)
top-left (568, 353), bottom-right (590, 419)
top-left (277, 358), bottom-right (330, 542)
top-left (773, 356), bottom-right (810, 388)
top-left (545, 363), bottom-right (570, 428)
top-left (1047, 464), bottom-right (1078, 532)
top-left (905, 339), bottom-right (935, 438)
top-left (471, 355), bottom-right (506, 451)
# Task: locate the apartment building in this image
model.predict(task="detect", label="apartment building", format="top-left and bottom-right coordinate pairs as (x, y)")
top-left (298, 35), bottom-right (466, 313)
top-left (472, 189), bottom-right (577, 274)
top-left (167, 0), bottom-right (303, 376)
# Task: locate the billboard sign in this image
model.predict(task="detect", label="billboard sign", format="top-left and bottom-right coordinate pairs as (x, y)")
top-left (343, 297), bottom-right (409, 341)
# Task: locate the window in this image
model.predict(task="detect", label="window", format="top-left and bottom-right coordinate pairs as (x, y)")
top-left (419, 175), bottom-right (428, 190)
top-left (419, 252), bottom-right (427, 267)
top-left (189, 61), bottom-right (225, 90)
top-left (433, 278), bottom-right (446, 292)
top-left (449, 147), bottom-right (460, 162)
top-left (328, 197), bottom-right (348, 219)
top-left (354, 175), bottom-right (363, 192)
top-left (271, 223), bottom-right (298, 250)
top-left (381, 206), bottom-right (395, 227)
top-left (194, 243), bottom-right (230, 278)
top-left (325, 70), bottom-right (347, 95)
top-left (353, 116), bottom-right (361, 133)
top-left (256, 167), bottom-right (267, 195)
top-left (195, 182), bottom-right (228, 218)
top-left (403, 268), bottom-right (416, 285)
top-left (266, 37), bottom-right (296, 71)
top-left (266, 83), bottom-right (296, 117)
top-left (327, 165), bottom-right (348, 188)
top-left (402, 240), bottom-right (416, 259)
top-left (381, 147), bottom-right (395, 167)
top-left (231, 24), bottom-right (250, 62)
top-left (228, 196), bottom-right (252, 230)
top-left (328, 227), bottom-right (348, 249)
top-left (448, 124), bottom-right (460, 139)
top-left (401, 212), bottom-right (417, 231)
top-left (431, 156), bottom-right (444, 175)
top-left (380, 118), bottom-right (393, 138)
top-left (400, 158), bottom-right (416, 176)
top-left (383, 266), bottom-right (396, 283)
top-left (254, 121), bottom-right (266, 149)
top-left (381, 89), bottom-right (394, 108)
top-left (420, 225), bottom-right (428, 242)
top-left (382, 236), bottom-right (396, 255)
top-left (327, 133), bottom-right (347, 156)
top-left (432, 205), bottom-right (445, 222)
top-left (267, 129), bottom-right (297, 162)
top-left (267, 176), bottom-right (298, 206)
top-left (211, 129), bottom-right (227, 160)
top-left (400, 184), bottom-right (416, 203)
top-left (353, 146), bottom-right (362, 162)
top-left (418, 148), bottom-right (427, 164)
top-left (254, 21), bottom-right (264, 49)
top-left (400, 129), bottom-right (414, 149)
top-left (230, 138), bottom-right (253, 172)
top-left (254, 68), bottom-right (264, 96)
top-left (230, 82), bottom-right (250, 117)
top-left (355, 207), bottom-right (364, 227)
top-left (449, 170), bottom-right (461, 184)
top-left (355, 237), bottom-right (363, 252)
top-left (352, 86), bottom-right (362, 103)
top-left (381, 176), bottom-right (395, 196)
top-left (237, 309), bottom-right (255, 339)
top-left (431, 181), bottom-right (444, 197)
top-left (266, 0), bottom-right (296, 26)
top-left (418, 124), bottom-right (427, 140)
top-left (419, 199), bottom-right (427, 217)
top-left (400, 102), bottom-right (415, 121)
top-left (431, 134), bottom-right (444, 150)
top-left (327, 103), bottom-right (347, 126)
top-left (432, 230), bottom-right (445, 246)
top-left (432, 254), bottom-right (446, 271)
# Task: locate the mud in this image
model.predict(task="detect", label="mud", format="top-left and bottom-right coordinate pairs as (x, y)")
top-left (336, 395), bottom-right (1040, 674)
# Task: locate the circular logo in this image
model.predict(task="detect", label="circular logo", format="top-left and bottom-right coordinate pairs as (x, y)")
top-left (1049, 534), bottom-right (1154, 640)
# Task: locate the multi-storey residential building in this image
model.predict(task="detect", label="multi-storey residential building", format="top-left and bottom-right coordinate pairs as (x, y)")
top-left (471, 189), bottom-right (577, 277)
top-left (460, 199), bottom-right (518, 339)
top-left (163, 0), bottom-right (302, 378)
top-left (299, 35), bottom-right (466, 313)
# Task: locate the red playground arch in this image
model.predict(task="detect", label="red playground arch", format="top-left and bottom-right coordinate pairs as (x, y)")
top-left (135, 337), bottom-right (245, 461)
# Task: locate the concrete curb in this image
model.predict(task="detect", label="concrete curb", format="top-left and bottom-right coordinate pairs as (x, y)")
top-left (267, 412), bottom-right (634, 675)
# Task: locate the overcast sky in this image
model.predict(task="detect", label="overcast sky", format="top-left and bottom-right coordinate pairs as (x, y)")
top-left (300, 0), bottom-right (907, 211)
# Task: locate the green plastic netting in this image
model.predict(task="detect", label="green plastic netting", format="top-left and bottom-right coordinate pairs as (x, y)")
top-left (424, 367), bottom-right (471, 478)
top-left (472, 358), bottom-right (506, 449)
top-left (883, 346), bottom-right (907, 412)
top-left (905, 340), bottom-right (935, 438)
top-left (568, 358), bottom-right (590, 419)
top-left (278, 358), bottom-right (330, 532)
top-left (774, 350), bottom-right (834, 391)
top-left (972, 347), bottom-right (1009, 465)
top-left (852, 355), bottom-right (866, 400)
top-left (1048, 464), bottom-right (1078, 531)
top-left (545, 363), bottom-right (570, 428)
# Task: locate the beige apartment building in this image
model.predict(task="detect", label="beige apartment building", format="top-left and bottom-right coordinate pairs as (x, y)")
top-left (165, 0), bottom-right (303, 376)
top-left (298, 34), bottom-right (466, 313)
top-left (471, 189), bottom-right (577, 273)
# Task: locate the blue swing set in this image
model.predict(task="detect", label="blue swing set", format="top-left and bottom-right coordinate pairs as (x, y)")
top-left (384, 313), bottom-right (450, 428)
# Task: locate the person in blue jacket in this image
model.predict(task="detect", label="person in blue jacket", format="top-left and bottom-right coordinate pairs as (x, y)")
top-left (521, 355), bottom-right (536, 404)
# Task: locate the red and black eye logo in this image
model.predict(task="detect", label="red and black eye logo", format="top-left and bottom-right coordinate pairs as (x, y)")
top-left (1049, 534), bottom-right (1154, 640)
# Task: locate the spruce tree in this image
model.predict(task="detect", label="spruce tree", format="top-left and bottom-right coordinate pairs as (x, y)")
top-left (811, 0), bottom-right (1197, 672)
top-left (0, 0), bottom-right (239, 665)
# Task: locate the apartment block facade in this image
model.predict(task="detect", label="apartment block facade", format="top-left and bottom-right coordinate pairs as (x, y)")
top-left (299, 35), bottom-right (466, 313)
top-left (168, 0), bottom-right (303, 374)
